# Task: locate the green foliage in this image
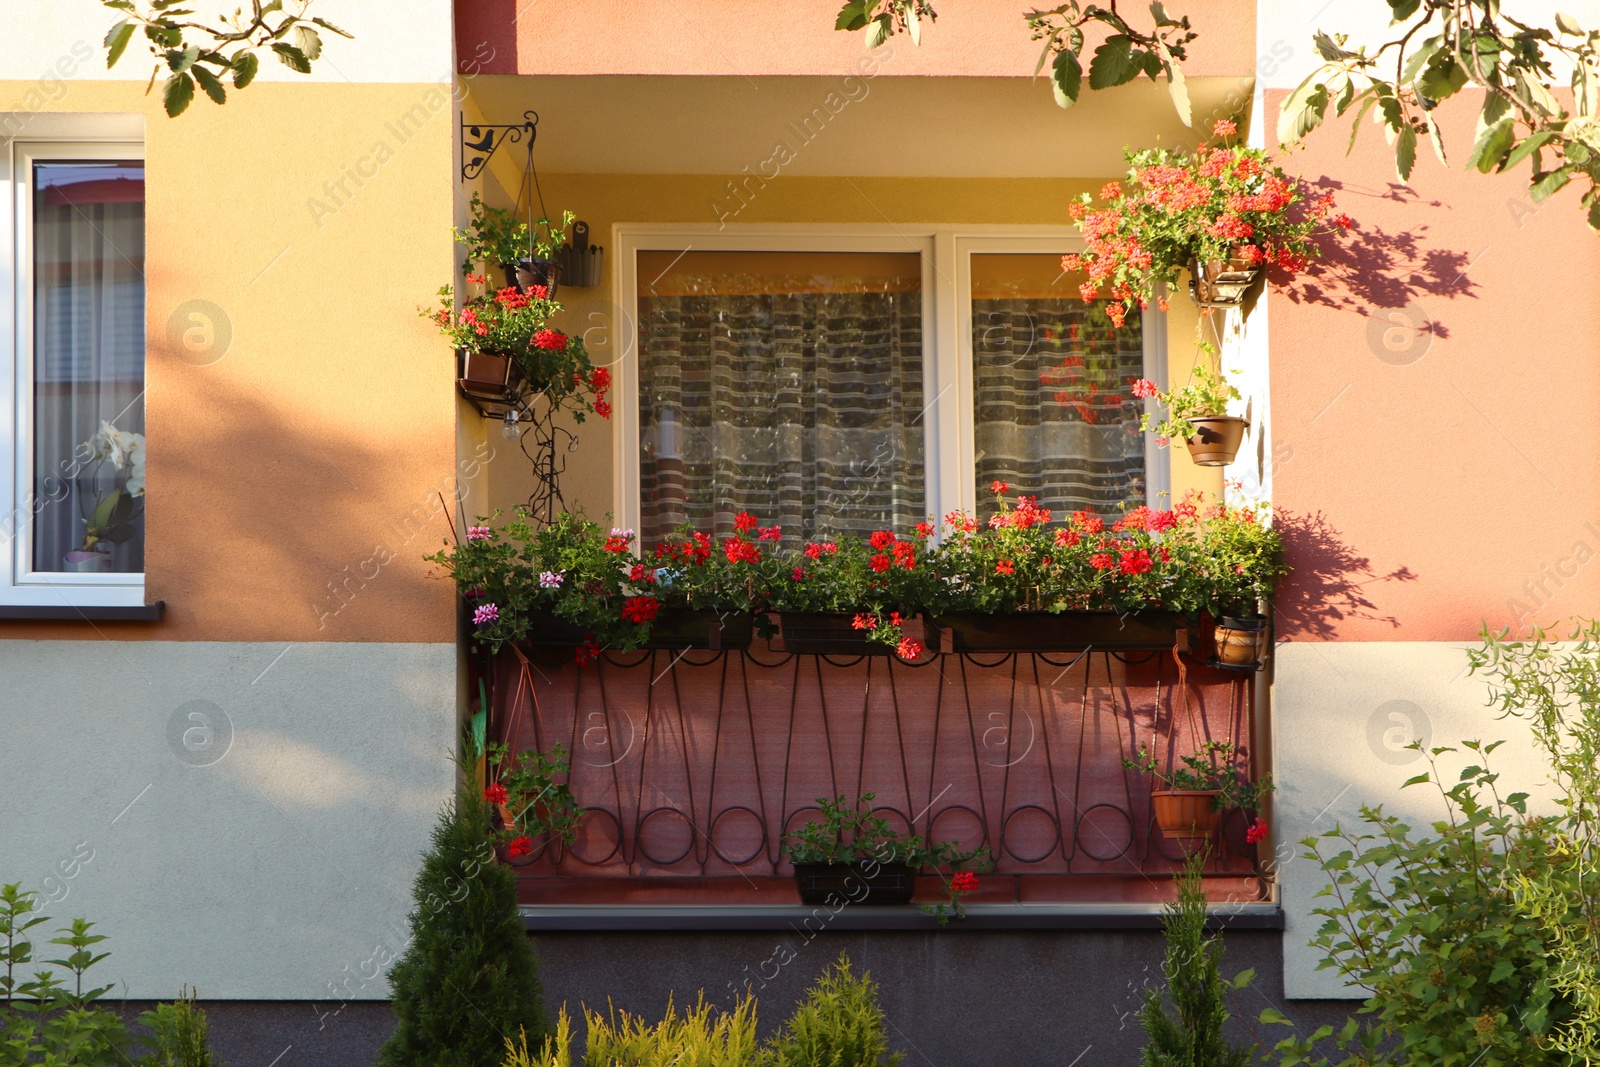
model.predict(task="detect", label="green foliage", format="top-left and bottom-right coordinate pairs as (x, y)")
top-left (764, 954), bottom-right (903, 1067)
top-left (378, 748), bottom-right (551, 1067)
top-left (1125, 741), bottom-right (1273, 811)
top-left (834, 1), bottom-right (1196, 123)
top-left (97, 0), bottom-right (350, 117)
top-left (1139, 850), bottom-right (1254, 1067)
top-left (499, 953), bottom-right (902, 1067)
top-left (486, 742), bottom-right (582, 848)
top-left (454, 195), bottom-right (574, 273)
top-left (1281, 3), bottom-right (1600, 228)
top-left (1139, 360), bottom-right (1242, 446)
top-left (0, 885), bottom-right (223, 1067)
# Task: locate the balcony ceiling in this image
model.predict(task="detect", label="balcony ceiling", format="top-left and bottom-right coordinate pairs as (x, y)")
top-left (464, 74), bottom-right (1255, 180)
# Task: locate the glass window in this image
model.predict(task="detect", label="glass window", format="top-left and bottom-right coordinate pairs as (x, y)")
top-left (636, 250), bottom-right (924, 544)
top-left (30, 158), bottom-right (146, 575)
top-left (971, 253), bottom-right (1145, 522)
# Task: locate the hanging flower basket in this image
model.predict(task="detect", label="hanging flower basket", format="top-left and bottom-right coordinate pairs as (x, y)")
top-left (1184, 415), bottom-right (1248, 466)
top-left (458, 349), bottom-right (514, 399)
top-left (792, 862), bottom-right (918, 906)
top-left (1212, 614), bottom-right (1268, 670)
top-left (515, 257), bottom-right (562, 298)
top-left (1187, 256), bottom-right (1262, 307)
top-left (1151, 789), bottom-right (1222, 841)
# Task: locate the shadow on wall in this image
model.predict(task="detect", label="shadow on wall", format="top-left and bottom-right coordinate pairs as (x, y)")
top-left (454, 0), bottom-right (519, 74)
top-left (1275, 178), bottom-right (1479, 317)
top-left (1271, 510), bottom-right (1416, 640)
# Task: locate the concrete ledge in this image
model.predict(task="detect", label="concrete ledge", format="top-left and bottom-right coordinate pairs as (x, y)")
top-left (521, 903), bottom-right (1284, 932)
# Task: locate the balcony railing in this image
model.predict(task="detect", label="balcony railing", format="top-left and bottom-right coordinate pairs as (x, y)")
top-left (488, 628), bottom-right (1265, 910)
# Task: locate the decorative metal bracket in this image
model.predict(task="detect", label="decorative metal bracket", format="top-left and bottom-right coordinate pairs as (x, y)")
top-left (461, 111), bottom-right (538, 183)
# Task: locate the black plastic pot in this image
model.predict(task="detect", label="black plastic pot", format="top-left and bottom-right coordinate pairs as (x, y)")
top-left (792, 862), bottom-right (916, 906)
top-left (934, 610), bottom-right (1184, 653)
top-left (644, 610), bottom-right (753, 650)
top-left (770, 612), bottom-right (939, 656)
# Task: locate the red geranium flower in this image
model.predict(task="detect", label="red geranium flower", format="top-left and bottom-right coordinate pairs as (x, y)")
top-left (896, 637), bottom-right (924, 661)
top-left (870, 554), bottom-right (891, 574)
top-left (621, 596), bottom-right (660, 624)
top-left (484, 783), bottom-right (507, 805)
top-left (995, 560), bottom-right (1015, 576)
top-left (1245, 818), bottom-right (1268, 845)
top-left (733, 511), bottom-right (758, 532)
top-left (507, 835), bottom-right (534, 858)
top-left (950, 871), bottom-right (979, 893)
top-left (852, 613), bottom-right (877, 631)
top-left (869, 530), bottom-right (895, 550)
top-left (533, 329), bottom-right (567, 350)
top-left (989, 480), bottom-right (1008, 495)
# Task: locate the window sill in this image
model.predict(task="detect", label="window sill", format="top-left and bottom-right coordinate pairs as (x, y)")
top-left (520, 903), bottom-right (1283, 932)
top-left (0, 601), bottom-right (164, 621)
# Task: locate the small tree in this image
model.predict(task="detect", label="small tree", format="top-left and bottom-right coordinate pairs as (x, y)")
top-left (1139, 850), bottom-right (1254, 1067)
top-left (378, 752), bottom-right (550, 1067)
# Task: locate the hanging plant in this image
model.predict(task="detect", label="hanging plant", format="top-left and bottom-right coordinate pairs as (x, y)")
top-left (1063, 119), bottom-right (1353, 321)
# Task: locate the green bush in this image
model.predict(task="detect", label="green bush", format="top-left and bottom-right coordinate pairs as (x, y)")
top-left (0, 884), bottom-right (224, 1067)
top-left (500, 953), bottom-right (902, 1067)
top-left (378, 746), bottom-right (551, 1067)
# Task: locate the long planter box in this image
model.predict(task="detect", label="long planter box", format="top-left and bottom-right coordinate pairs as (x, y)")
top-left (792, 862), bottom-right (917, 906)
top-left (520, 608), bottom-right (751, 651)
top-left (933, 610), bottom-right (1185, 653)
top-left (769, 612), bottom-right (939, 656)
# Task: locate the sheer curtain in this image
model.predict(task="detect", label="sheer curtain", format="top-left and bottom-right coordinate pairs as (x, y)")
top-left (972, 254), bottom-right (1145, 522)
top-left (31, 159), bottom-right (146, 574)
top-left (637, 251), bottom-right (925, 544)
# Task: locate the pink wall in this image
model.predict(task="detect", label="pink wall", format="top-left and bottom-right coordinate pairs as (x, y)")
top-left (1267, 89), bottom-right (1600, 643)
top-left (455, 0), bottom-right (1257, 78)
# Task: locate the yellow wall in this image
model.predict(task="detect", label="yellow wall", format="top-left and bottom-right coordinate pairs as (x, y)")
top-left (0, 80), bottom-right (460, 642)
top-left (484, 172), bottom-right (1225, 522)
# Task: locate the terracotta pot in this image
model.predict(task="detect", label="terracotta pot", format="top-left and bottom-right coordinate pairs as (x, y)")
top-left (1184, 415), bottom-right (1248, 466)
top-left (792, 862), bottom-right (917, 906)
top-left (1188, 256), bottom-right (1261, 307)
top-left (1214, 615), bottom-right (1267, 669)
top-left (1151, 789), bottom-right (1221, 841)
top-left (458, 349), bottom-right (513, 399)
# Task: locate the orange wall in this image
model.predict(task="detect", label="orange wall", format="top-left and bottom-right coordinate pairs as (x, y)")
top-left (1267, 89), bottom-right (1600, 643)
top-left (0, 81), bottom-right (460, 643)
top-left (455, 0), bottom-right (1258, 79)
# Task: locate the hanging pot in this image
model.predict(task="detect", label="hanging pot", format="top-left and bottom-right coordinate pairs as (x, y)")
top-left (515, 258), bottom-right (562, 297)
top-left (458, 349), bottom-right (514, 398)
top-left (1184, 416), bottom-right (1248, 466)
top-left (1151, 789), bottom-right (1222, 841)
top-left (1214, 615), bottom-right (1268, 669)
top-left (498, 262), bottom-right (520, 290)
top-left (1187, 256), bottom-right (1261, 307)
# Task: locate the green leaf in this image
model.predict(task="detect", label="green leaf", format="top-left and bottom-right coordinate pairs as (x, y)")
top-left (1088, 35), bottom-right (1142, 89)
top-left (1259, 1007), bottom-right (1291, 1025)
top-left (168, 44), bottom-right (199, 73)
top-left (1417, 56), bottom-right (1468, 102)
top-left (1050, 49), bottom-right (1082, 109)
top-left (903, 1), bottom-right (920, 46)
top-left (1389, 0), bottom-right (1422, 18)
top-left (1312, 32), bottom-right (1357, 62)
top-left (162, 71), bottom-right (194, 117)
top-left (271, 42), bottom-right (311, 73)
top-left (1424, 111), bottom-right (1447, 165)
top-left (1467, 115), bottom-right (1516, 172)
top-left (231, 51), bottom-right (258, 89)
top-left (104, 20), bottom-right (135, 68)
top-left (292, 25), bottom-right (322, 62)
top-left (309, 16), bottom-right (354, 38)
top-left (835, 0), bottom-right (870, 31)
top-left (1556, 12), bottom-right (1583, 34)
top-left (1396, 124), bottom-right (1417, 182)
top-left (1277, 79), bottom-right (1330, 144)
top-left (1402, 772), bottom-right (1431, 788)
top-left (191, 64), bottom-right (225, 105)
top-left (1403, 37), bottom-right (1442, 84)
top-left (1158, 46), bottom-right (1190, 126)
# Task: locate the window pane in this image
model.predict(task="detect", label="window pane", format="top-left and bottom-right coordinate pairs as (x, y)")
top-left (637, 250), bottom-right (925, 543)
top-left (972, 253), bottom-right (1145, 523)
top-left (32, 159), bottom-right (145, 574)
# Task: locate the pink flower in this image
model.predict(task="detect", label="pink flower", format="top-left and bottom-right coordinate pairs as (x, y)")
top-left (473, 604), bottom-right (500, 625)
top-left (792, 566), bottom-right (806, 582)
top-left (539, 570), bottom-right (564, 589)
top-left (1212, 118), bottom-right (1238, 138)
top-left (1130, 378), bottom-right (1160, 399)
top-left (1245, 818), bottom-right (1268, 845)
top-left (467, 525), bottom-right (492, 541)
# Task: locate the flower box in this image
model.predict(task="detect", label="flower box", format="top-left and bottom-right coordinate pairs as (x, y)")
top-left (792, 862), bottom-right (917, 906)
top-left (644, 610), bottom-right (753, 650)
top-left (770, 612), bottom-right (938, 656)
top-left (933, 610), bottom-right (1184, 653)
top-left (519, 609), bottom-right (591, 647)
top-left (458, 349), bottom-right (514, 399)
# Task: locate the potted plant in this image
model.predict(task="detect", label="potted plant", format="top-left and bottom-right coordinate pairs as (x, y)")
top-left (781, 793), bottom-right (990, 919)
top-left (1188, 499), bottom-right (1286, 669)
top-left (453, 193), bottom-right (574, 295)
top-left (65, 420), bottom-right (145, 573)
top-left (1061, 118), bottom-right (1352, 321)
top-left (1125, 741), bottom-right (1272, 843)
top-left (1133, 359), bottom-right (1246, 467)
top-left (483, 742), bottom-right (582, 862)
top-left (426, 283), bottom-right (611, 422)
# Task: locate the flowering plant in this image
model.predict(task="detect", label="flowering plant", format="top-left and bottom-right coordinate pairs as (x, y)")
top-left (452, 193), bottom-right (572, 276)
top-left (485, 742), bottom-right (582, 855)
top-left (1133, 358), bottom-right (1241, 445)
top-left (77, 420), bottom-right (146, 553)
top-left (1063, 119), bottom-right (1352, 321)
top-left (1124, 740), bottom-right (1273, 812)
top-left (427, 283), bottom-right (610, 422)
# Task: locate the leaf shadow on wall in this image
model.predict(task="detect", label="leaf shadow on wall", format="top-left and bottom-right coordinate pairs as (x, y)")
top-left (1273, 178), bottom-right (1479, 320)
top-left (1271, 510), bottom-right (1417, 639)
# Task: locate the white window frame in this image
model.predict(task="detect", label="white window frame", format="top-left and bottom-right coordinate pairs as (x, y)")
top-left (611, 223), bottom-right (1167, 533)
top-left (2, 124), bottom-right (145, 608)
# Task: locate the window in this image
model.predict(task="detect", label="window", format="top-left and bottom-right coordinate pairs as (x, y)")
top-left (615, 228), bottom-right (1166, 537)
top-left (2, 133), bottom-right (146, 607)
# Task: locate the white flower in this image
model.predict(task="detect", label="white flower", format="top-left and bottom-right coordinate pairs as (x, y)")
top-left (83, 421), bottom-right (146, 497)
top-left (539, 570), bottom-right (564, 589)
